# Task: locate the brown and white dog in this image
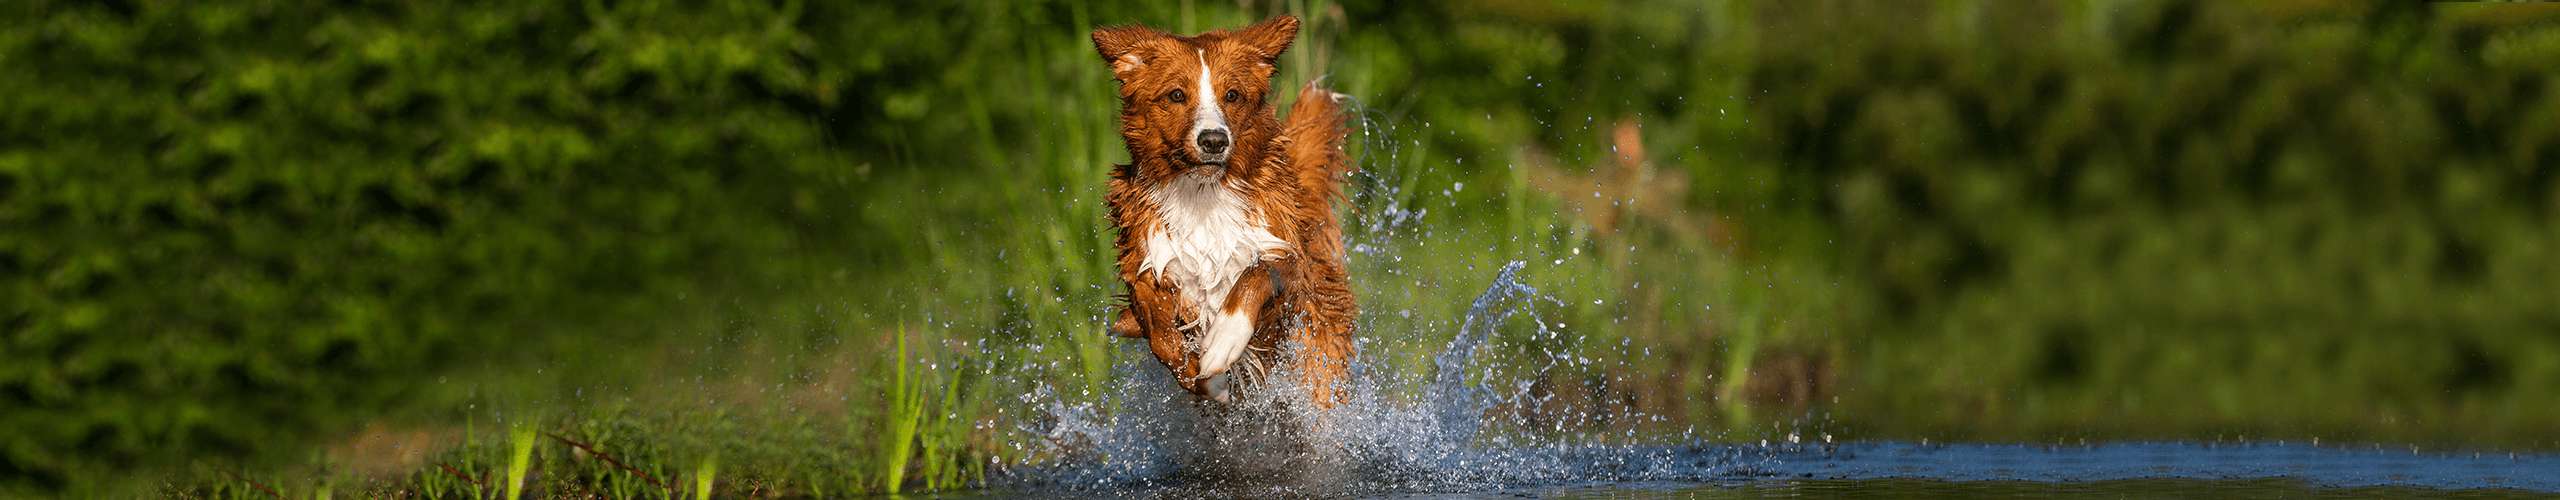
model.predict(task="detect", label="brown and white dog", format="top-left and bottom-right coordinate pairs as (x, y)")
top-left (1092, 16), bottom-right (1358, 406)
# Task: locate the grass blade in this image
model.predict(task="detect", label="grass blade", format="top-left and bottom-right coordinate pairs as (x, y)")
top-left (504, 425), bottom-right (535, 500)
top-left (692, 453), bottom-right (718, 499)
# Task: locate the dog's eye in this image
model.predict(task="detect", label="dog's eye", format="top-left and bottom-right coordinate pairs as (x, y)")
top-left (1166, 89), bottom-right (1186, 103)
top-left (1224, 90), bottom-right (1241, 103)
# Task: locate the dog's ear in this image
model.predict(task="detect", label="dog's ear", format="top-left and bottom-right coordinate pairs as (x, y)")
top-left (1235, 16), bottom-right (1299, 65)
top-left (1092, 25), bottom-right (1159, 79)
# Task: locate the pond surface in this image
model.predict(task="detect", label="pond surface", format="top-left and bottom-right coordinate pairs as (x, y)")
top-left (992, 441), bottom-right (2556, 498)
top-left (1543, 477), bottom-right (2550, 499)
top-left (1751, 441), bottom-right (2554, 492)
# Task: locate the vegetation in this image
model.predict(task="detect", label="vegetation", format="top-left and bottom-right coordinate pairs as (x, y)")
top-left (4, 0), bottom-right (2557, 495)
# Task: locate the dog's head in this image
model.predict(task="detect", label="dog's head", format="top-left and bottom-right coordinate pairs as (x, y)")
top-left (1092, 16), bottom-right (1298, 176)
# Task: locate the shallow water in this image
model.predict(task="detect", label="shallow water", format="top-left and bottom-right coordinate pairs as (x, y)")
top-left (985, 441), bottom-right (2557, 497)
top-left (1545, 477), bottom-right (2555, 500)
top-left (1751, 441), bottom-right (2557, 492)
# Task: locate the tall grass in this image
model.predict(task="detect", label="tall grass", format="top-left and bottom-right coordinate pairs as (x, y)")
top-left (876, 325), bottom-right (923, 495)
top-left (690, 454), bottom-right (717, 500)
top-left (503, 425), bottom-right (534, 500)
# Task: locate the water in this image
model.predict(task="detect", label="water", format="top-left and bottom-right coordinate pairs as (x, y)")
top-left (1534, 440), bottom-right (2560, 498)
top-left (1546, 477), bottom-right (2559, 499)
top-left (990, 261), bottom-right (2559, 497)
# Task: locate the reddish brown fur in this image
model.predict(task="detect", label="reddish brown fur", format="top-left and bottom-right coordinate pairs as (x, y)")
top-left (1092, 16), bottom-right (1358, 406)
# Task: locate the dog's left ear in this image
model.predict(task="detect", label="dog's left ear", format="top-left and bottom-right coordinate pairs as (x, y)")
top-left (1236, 15), bottom-right (1300, 65)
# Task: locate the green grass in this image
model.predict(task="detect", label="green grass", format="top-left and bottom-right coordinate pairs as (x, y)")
top-left (504, 425), bottom-right (533, 500)
top-left (876, 326), bottom-right (920, 495)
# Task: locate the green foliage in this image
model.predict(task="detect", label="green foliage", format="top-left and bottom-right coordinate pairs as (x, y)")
top-left (0, 0), bottom-right (891, 491)
top-left (9, 0), bottom-right (2560, 494)
top-left (1732, 1), bottom-right (2560, 441)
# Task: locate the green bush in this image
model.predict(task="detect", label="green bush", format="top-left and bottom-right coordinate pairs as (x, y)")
top-left (1733, 2), bottom-right (2560, 440)
top-left (0, 0), bottom-right (902, 489)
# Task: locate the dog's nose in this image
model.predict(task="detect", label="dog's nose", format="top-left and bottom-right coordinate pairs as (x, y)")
top-left (1196, 129), bottom-right (1230, 157)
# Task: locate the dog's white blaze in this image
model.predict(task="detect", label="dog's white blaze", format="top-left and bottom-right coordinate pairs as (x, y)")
top-left (1139, 172), bottom-right (1286, 381)
top-left (1188, 48), bottom-right (1228, 158)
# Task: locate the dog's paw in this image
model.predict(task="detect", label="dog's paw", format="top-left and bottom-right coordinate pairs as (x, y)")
top-left (1202, 372), bottom-right (1234, 403)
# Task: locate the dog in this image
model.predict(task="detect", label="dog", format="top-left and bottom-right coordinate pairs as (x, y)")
top-left (1091, 15), bottom-right (1358, 407)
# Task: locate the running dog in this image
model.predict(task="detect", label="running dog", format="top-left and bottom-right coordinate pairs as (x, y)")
top-left (1092, 15), bottom-right (1357, 406)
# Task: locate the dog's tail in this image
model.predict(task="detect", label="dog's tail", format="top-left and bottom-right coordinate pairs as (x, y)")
top-left (1279, 78), bottom-right (1361, 408)
top-left (1279, 77), bottom-right (1356, 280)
top-left (1283, 78), bottom-right (1355, 206)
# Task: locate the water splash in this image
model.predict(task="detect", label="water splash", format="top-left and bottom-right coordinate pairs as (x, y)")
top-left (1000, 260), bottom-right (1773, 496)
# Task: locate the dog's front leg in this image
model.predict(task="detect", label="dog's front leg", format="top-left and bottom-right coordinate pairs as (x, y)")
top-left (1195, 265), bottom-right (1276, 403)
top-left (1120, 277), bottom-right (1203, 390)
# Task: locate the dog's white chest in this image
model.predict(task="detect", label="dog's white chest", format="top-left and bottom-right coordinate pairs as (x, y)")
top-left (1140, 173), bottom-right (1289, 326)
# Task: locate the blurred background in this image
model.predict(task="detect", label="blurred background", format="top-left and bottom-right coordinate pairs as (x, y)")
top-left (5, 0), bottom-right (2558, 495)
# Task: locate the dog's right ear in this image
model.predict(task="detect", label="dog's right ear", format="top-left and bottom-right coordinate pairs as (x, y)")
top-left (1092, 25), bottom-right (1158, 80)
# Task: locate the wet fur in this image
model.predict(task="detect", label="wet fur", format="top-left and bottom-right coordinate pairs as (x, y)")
top-left (1093, 16), bottom-right (1358, 406)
